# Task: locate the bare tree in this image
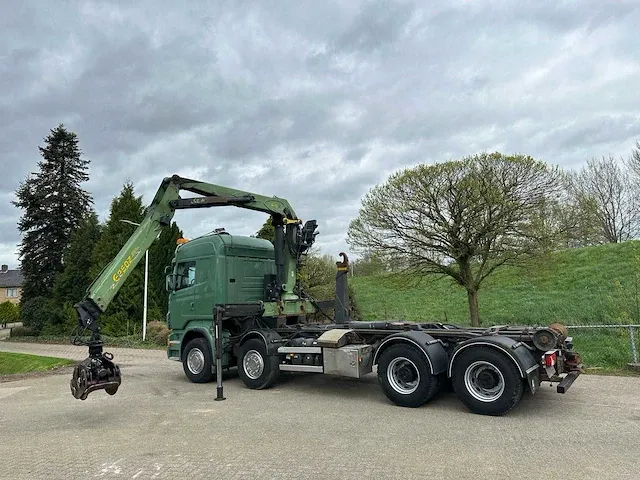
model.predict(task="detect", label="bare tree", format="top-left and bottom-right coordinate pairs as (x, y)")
top-left (570, 155), bottom-right (637, 243)
top-left (347, 152), bottom-right (564, 327)
top-left (624, 140), bottom-right (640, 216)
top-left (625, 140), bottom-right (640, 178)
top-left (545, 172), bottom-right (604, 248)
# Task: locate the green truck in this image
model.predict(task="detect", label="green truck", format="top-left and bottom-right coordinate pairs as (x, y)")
top-left (69, 175), bottom-right (583, 416)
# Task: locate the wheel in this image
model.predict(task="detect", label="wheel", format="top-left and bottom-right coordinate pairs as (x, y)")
top-left (182, 337), bottom-right (215, 383)
top-left (237, 339), bottom-right (280, 390)
top-left (451, 347), bottom-right (524, 416)
top-left (376, 343), bottom-right (440, 408)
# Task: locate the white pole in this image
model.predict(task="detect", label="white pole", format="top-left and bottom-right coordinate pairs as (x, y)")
top-left (143, 249), bottom-right (148, 341)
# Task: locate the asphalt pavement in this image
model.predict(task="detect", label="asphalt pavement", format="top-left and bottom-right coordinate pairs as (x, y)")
top-left (1, 341), bottom-right (639, 480)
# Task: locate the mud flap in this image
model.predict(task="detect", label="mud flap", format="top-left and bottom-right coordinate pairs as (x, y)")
top-left (527, 367), bottom-right (541, 394)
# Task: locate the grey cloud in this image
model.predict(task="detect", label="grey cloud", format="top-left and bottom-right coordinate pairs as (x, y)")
top-left (507, 1), bottom-right (639, 33)
top-left (333, 0), bottom-right (415, 54)
top-left (210, 93), bottom-right (347, 160)
top-left (544, 114), bottom-right (640, 155)
top-left (344, 146), bottom-right (369, 163)
top-left (2, 0), bottom-right (640, 268)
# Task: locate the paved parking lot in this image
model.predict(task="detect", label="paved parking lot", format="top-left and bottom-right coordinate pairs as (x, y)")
top-left (1, 341), bottom-right (640, 479)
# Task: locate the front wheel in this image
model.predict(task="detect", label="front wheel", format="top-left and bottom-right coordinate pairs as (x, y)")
top-left (237, 339), bottom-right (280, 390)
top-left (451, 347), bottom-right (524, 416)
top-left (182, 338), bottom-right (215, 383)
top-left (377, 343), bottom-right (440, 408)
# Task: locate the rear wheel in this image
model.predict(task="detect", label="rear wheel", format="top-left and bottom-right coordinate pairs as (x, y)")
top-left (237, 339), bottom-right (280, 390)
top-left (182, 337), bottom-right (215, 383)
top-left (377, 343), bottom-right (439, 408)
top-left (452, 347), bottom-right (524, 416)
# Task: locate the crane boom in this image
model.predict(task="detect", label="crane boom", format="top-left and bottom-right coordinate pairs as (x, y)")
top-left (70, 174), bottom-right (316, 400)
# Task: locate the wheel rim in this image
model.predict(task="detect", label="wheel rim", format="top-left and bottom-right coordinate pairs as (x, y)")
top-left (387, 357), bottom-right (420, 394)
top-left (464, 361), bottom-right (505, 402)
top-left (187, 348), bottom-right (205, 375)
top-left (243, 350), bottom-right (264, 380)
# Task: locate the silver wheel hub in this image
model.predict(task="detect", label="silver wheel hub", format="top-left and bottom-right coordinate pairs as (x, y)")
top-left (187, 348), bottom-right (205, 375)
top-left (464, 361), bottom-right (505, 402)
top-left (243, 350), bottom-right (264, 380)
top-left (387, 357), bottom-right (420, 394)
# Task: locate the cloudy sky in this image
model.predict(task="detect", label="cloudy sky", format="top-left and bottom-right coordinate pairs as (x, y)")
top-left (2, 0), bottom-right (639, 269)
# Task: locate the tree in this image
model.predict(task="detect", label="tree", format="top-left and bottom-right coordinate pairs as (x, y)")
top-left (90, 182), bottom-right (161, 336)
top-left (53, 211), bottom-right (102, 305)
top-left (299, 251), bottom-right (336, 289)
top-left (625, 140), bottom-right (640, 179)
top-left (347, 152), bottom-right (564, 327)
top-left (624, 140), bottom-right (640, 222)
top-left (255, 217), bottom-right (275, 244)
top-left (351, 251), bottom-right (389, 277)
top-left (297, 250), bottom-right (360, 321)
top-left (12, 124), bottom-right (92, 302)
top-left (528, 173), bottom-right (603, 250)
top-left (149, 221), bottom-right (182, 316)
top-left (569, 155), bottom-right (637, 243)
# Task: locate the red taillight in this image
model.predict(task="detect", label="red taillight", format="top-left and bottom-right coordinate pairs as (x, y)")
top-left (544, 351), bottom-right (557, 368)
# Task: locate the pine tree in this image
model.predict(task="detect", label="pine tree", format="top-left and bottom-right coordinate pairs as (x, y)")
top-left (149, 221), bottom-right (182, 317)
top-left (53, 211), bottom-right (102, 305)
top-left (13, 124), bottom-right (93, 302)
top-left (90, 182), bottom-right (161, 336)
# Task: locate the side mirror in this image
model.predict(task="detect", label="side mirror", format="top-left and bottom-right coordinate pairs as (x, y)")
top-left (166, 274), bottom-right (176, 292)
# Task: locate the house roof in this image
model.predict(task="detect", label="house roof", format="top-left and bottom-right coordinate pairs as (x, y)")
top-left (0, 269), bottom-right (24, 288)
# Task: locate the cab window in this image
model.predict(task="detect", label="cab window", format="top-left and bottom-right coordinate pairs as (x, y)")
top-left (176, 261), bottom-right (196, 290)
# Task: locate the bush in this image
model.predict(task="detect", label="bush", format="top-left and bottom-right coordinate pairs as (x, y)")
top-left (101, 311), bottom-right (131, 337)
top-left (0, 301), bottom-right (19, 325)
top-left (19, 296), bottom-right (61, 335)
top-left (10, 326), bottom-right (36, 337)
top-left (147, 320), bottom-right (170, 346)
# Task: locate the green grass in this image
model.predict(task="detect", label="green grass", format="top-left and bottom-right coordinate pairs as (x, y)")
top-left (568, 329), bottom-right (637, 373)
top-left (352, 241), bottom-right (640, 326)
top-left (0, 352), bottom-right (75, 375)
top-left (350, 241), bottom-right (640, 372)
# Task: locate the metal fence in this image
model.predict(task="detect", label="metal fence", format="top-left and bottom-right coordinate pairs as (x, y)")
top-left (566, 324), bottom-right (639, 369)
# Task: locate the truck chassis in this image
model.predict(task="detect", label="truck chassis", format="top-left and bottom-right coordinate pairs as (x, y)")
top-left (176, 302), bottom-right (583, 417)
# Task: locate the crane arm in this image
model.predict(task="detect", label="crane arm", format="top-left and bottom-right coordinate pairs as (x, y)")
top-left (76, 174), bottom-right (306, 329)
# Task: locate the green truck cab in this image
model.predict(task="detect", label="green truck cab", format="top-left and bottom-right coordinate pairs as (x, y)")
top-left (165, 231), bottom-right (276, 380)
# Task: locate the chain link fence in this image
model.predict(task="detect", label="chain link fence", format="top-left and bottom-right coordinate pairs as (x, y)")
top-left (566, 324), bottom-right (640, 370)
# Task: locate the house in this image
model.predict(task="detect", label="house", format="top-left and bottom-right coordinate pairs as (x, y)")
top-left (0, 265), bottom-right (23, 304)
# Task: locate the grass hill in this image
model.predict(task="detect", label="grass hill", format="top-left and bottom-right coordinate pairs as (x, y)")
top-left (350, 241), bottom-right (640, 372)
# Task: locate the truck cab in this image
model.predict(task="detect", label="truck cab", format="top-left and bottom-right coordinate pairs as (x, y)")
top-left (165, 232), bottom-right (275, 371)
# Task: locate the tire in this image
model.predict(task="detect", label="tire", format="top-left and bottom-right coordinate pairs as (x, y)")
top-left (451, 347), bottom-right (524, 416)
top-left (377, 343), bottom-right (440, 408)
top-left (182, 337), bottom-right (215, 383)
top-left (237, 339), bottom-right (280, 390)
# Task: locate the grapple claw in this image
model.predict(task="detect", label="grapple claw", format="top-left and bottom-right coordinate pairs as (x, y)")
top-left (70, 348), bottom-right (121, 400)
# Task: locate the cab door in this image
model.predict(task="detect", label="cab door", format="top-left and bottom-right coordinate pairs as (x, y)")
top-left (170, 259), bottom-right (197, 329)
